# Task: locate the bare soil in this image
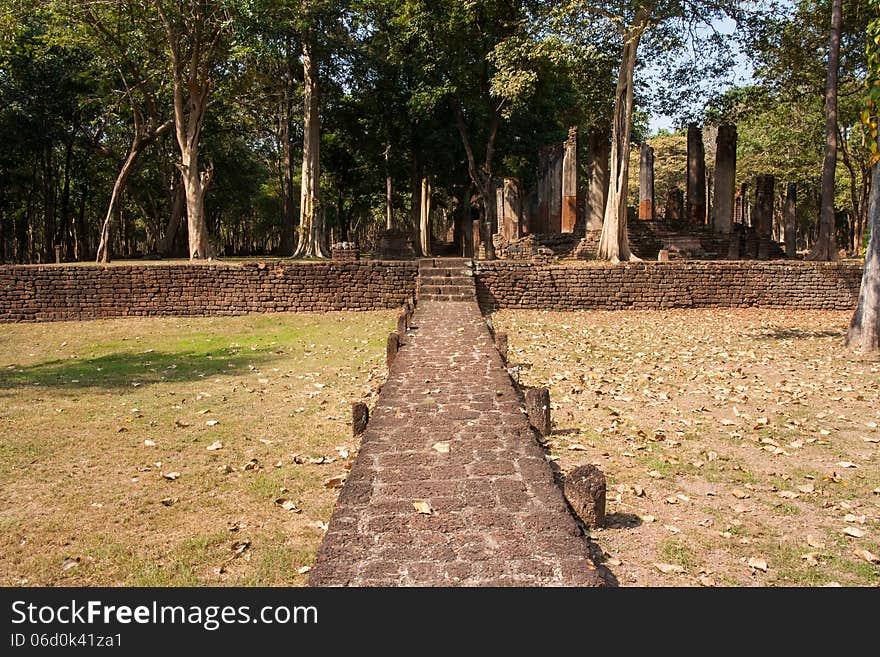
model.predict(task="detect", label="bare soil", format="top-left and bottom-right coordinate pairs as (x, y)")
top-left (492, 308), bottom-right (880, 587)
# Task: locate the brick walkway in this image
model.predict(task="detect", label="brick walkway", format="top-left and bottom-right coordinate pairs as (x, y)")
top-left (309, 263), bottom-right (602, 586)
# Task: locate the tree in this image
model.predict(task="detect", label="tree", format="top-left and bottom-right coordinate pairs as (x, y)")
top-left (558, 1), bottom-right (742, 262)
top-left (846, 6), bottom-right (880, 350)
top-left (152, 0), bottom-right (233, 260)
top-left (809, 0), bottom-right (844, 260)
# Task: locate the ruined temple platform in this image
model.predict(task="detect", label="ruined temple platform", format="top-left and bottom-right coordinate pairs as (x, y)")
top-left (308, 294), bottom-right (602, 586)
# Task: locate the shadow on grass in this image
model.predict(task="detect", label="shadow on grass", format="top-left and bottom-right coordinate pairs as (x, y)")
top-left (754, 328), bottom-right (844, 341)
top-left (0, 349), bottom-right (280, 391)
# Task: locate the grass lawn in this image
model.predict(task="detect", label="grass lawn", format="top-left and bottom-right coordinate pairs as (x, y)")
top-left (493, 308), bottom-right (880, 587)
top-left (0, 311), bottom-right (394, 586)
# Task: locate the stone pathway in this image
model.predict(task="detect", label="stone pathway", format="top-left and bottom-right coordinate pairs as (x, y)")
top-left (309, 260), bottom-right (602, 586)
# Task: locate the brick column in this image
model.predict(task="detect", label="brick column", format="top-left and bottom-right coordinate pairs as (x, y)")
top-left (561, 127), bottom-right (578, 233)
top-left (687, 123), bottom-right (706, 225)
top-left (638, 143), bottom-right (655, 220)
top-left (754, 174), bottom-right (774, 260)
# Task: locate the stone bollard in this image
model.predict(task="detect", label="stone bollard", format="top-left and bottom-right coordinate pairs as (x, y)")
top-left (525, 387), bottom-right (551, 436)
top-left (564, 464), bottom-right (606, 529)
top-left (495, 332), bottom-right (508, 362)
top-left (657, 249), bottom-right (669, 262)
top-left (54, 246), bottom-right (61, 264)
top-left (352, 402), bottom-right (369, 436)
top-left (386, 332), bottom-right (400, 369)
top-left (396, 308), bottom-right (407, 335)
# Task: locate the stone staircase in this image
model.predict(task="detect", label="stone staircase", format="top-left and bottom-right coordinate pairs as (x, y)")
top-left (417, 258), bottom-right (476, 302)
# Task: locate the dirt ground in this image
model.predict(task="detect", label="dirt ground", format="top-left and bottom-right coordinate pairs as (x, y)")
top-left (492, 308), bottom-right (880, 587)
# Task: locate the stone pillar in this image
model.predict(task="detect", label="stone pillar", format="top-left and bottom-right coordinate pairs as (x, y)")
top-left (525, 387), bottom-right (551, 436)
top-left (502, 178), bottom-right (521, 241)
top-left (664, 187), bottom-right (684, 223)
top-left (561, 127), bottom-right (578, 233)
top-left (472, 219), bottom-right (482, 259)
top-left (352, 402), bottom-right (369, 436)
top-left (638, 143), bottom-right (655, 220)
top-left (713, 124), bottom-right (737, 234)
top-left (687, 123), bottom-right (706, 225)
top-left (754, 174), bottom-right (774, 260)
top-left (586, 128), bottom-right (609, 232)
top-left (734, 183), bottom-right (747, 226)
top-left (548, 145), bottom-right (563, 233)
top-left (784, 182), bottom-right (797, 258)
top-left (495, 185), bottom-right (505, 237)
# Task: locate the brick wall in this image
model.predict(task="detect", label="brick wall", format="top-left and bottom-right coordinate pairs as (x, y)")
top-left (0, 260), bottom-right (864, 323)
top-left (0, 261), bottom-right (418, 322)
top-left (474, 261), bottom-right (863, 311)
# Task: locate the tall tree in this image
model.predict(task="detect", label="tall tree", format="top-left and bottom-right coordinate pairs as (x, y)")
top-left (152, 0), bottom-right (232, 260)
top-left (846, 6), bottom-right (879, 350)
top-left (809, 0), bottom-right (844, 260)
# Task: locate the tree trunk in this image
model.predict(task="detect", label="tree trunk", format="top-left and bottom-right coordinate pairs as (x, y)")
top-left (278, 49), bottom-right (295, 256)
top-left (846, 133), bottom-right (880, 350)
top-left (385, 145), bottom-right (393, 230)
top-left (96, 146), bottom-right (140, 263)
top-left (420, 177), bottom-right (431, 256)
top-left (60, 141), bottom-right (74, 261)
top-left (42, 146), bottom-right (56, 264)
top-left (597, 24), bottom-right (644, 262)
top-left (158, 177), bottom-right (186, 257)
top-left (808, 0), bottom-right (842, 261)
top-left (294, 40), bottom-right (325, 258)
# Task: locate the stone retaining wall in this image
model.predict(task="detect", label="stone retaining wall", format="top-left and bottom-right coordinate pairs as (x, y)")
top-left (474, 261), bottom-right (863, 311)
top-left (0, 261), bottom-right (418, 322)
top-left (0, 260), bottom-right (864, 322)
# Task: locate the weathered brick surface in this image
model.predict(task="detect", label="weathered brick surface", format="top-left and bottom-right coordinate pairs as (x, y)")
top-left (309, 299), bottom-right (602, 587)
top-left (0, 260), bottom-right (863, 323)
top-left (0, 261), bottom-right (418, 322)
top-left (475, 261), bottom-right (862, 311)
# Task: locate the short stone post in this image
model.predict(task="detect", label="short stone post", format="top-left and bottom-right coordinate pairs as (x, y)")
top-left (495, 332), bottom-right (508, 362)
top-left (687, 123), bottom-right (706, 225)
top-left (352, 402), bottom-right (369, 436)
top-left (386, 332), bottom-right (399, 369)
top-left (638, 143), bottom-right (655, 220)
top-left (396, 308), bottom-right (407, 335)
top-left (734, 183), bottom-right (747, 226)
top-left (713, 124), bottom-right (737, 234)
top-left (658, 249), bottom-right (669, 262)
top-left (784, 182), bottom-right (797, 258)
top-left (564, 464), bottom-right (607, 529)
top-left (754, 174), bottom-right (775, 260)
top-left (54, 245), bottom-right (62, 264)
top-left (525, 387), bottom-right (551, 436)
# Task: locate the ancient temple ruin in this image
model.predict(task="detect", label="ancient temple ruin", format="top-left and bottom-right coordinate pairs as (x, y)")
top-left (492, 123), bottom-right (787, 262)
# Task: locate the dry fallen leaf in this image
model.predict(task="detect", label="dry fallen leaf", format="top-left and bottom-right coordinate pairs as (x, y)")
top-left (843, 527), bottom-right (866, 538)
top-left (747, 557), bottom-right (768, 572)
top-left (206, 440), bottom-right (223, 451)
top-left (641, 515), bottom-right (656, 523)
top-left (432, 442), bottom-right (451, 454)
top-left (412, 499), bottom-right (433, 515)
top-left (797, 483), bottom-right (815, 494)
top-left (297, 565), bottom-right (312, 575)
top-left (802, 552), bottom-right (820, 567)
top-left (206, 419), bottom-right (219, 427)
top-left (853, 548), bottom-right (880, 565)
top-left (174, 420), bottom-right (190, 428)
top-left (323, 474), bottom-right (347, 489)
top-left (162, 471), bottom-right (180, 481)
top-left (160, 497), bottom-right (178, 507)
top-left (732, 489), bottom-right (750, 499)
top-left (654, 563), bottom-right (684, 574)
top-left (61, 557), bottom-right (80, 571)
top-left (143, 439), bottom-right (156, 447)
top-left (231, 540), bottom-right (250, 556)
top-left (806, 535), bottom-right (826, 549)
top-left (777, 490), bottom-right (799, 499)
top-left (275, 498), bottom-right (302, 513)
top-left (836, 461), bottom-right (858, 469)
